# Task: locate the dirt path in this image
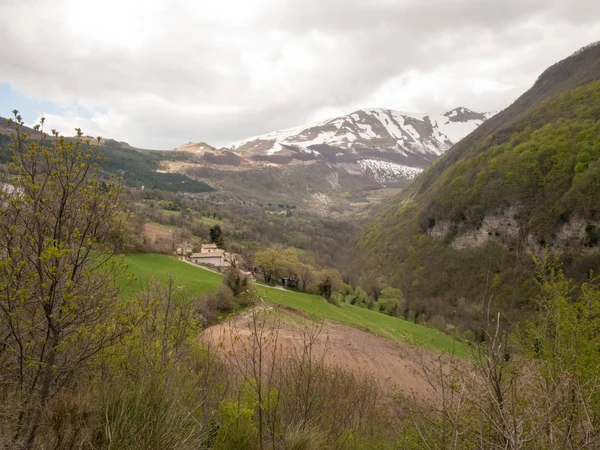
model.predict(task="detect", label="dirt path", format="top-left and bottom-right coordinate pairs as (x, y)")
top-left (204, 308), bottom-right (437, 402)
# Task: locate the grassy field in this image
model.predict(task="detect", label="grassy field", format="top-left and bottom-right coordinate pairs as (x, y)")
top-left (147, 221), bottom-right (176, 230)
top-left (123, 253), bottom-right (466, 356)
top-left (197, 216), bottom-right (224, 226)
top-left (123, 253), bottom-right (222, 296)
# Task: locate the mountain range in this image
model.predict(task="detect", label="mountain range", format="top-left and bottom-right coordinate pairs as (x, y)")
top-left (2, 104), bottom-right (491, 192)
top-left (175, 107), bottom-right (491, 184)
top-left (0, 106), bottom-right (492, 220)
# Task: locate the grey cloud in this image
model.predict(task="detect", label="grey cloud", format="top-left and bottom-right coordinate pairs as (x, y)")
top-left (0, 0), bottom-right (599, 148)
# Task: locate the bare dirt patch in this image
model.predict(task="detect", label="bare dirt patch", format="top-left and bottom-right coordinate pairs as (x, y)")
top-left (143, 223), bottom-right (172, 241)
top-left (142, 223), bottom-right (175, 252)
top-left (204, 307), bottom-right (437, 402)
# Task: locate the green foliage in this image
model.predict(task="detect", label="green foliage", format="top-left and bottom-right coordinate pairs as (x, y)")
top-left (521, 255), bottom-right (600, 394)
top-left (462, 329), bottom-right (476, 342)
top-left (409, 257), bottom-right (600, 449)
top-left (209, 224), bottom-right (225, 247)
top-left (255, 248), bottom-right (283, 284)
top-left (90, 278), bottom-right (228, 450)
top-left (375, 296), bottom-right (403, 317)
top-left (356, 79), bottom-right (600, 328)
top-left (317, 267), bottom-right (343, 300)
top-left (0, 115), bottom-right (135, 448)
top-left (213, 395), bottom-right (258, 450)
top-left (374, 286), bottom-right (405, 317)
top-left (225, 265), bottom-right (250, 297)
top-left (157, 199), bottom-right (182, 211)
top-left (345, 286), bottom-right (371, 308)
top-left (429, 84), bottom-right (600, 236)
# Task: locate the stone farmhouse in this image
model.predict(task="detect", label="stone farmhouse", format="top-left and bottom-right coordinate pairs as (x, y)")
top-left (188, 244), bottom-right (235, 268)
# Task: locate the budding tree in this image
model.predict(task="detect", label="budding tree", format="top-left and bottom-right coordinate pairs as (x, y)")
top-left (0, 112), bottom-right (132, 449)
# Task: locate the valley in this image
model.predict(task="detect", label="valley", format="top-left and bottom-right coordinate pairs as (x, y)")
top-left (1, 31), bottom-right (600, 449)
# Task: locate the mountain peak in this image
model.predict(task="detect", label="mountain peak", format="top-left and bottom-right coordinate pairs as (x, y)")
top-left (442, 107), bottom-right (487, 122)
top-left (220, 107), bottom-right (490, 182)
top-left (174, 141), bottom-right (216, 153)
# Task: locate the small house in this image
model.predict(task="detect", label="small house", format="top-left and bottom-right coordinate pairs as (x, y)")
top-left (187, 243), bottom-right (241, 268)
top-left (189, 248), bottom-right (226, 267)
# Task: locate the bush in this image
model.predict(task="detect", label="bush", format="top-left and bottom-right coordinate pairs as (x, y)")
top-left (197, 285), bottom-right (235, 325)
top-left (317, 268), bottom-right (343, 300)
top-left (225, 266), bottom-right (250, 297)
top-left (213, 399), bottom-right (258, 450)
top-left (374, 297), bottom-right (404, 316)
top-left (463, 329), bottom-right (476, 343)
top-left (406, 309), bottom-right (417, 323)
top-left (326, 294), bottom-right (341, 307)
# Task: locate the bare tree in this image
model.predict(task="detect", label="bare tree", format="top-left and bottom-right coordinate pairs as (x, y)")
top-left (218, 301), bottom-right (281, 450)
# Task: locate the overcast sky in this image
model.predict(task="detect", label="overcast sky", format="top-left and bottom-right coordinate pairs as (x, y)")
top-left (1, 0), bottom-right (599, 149)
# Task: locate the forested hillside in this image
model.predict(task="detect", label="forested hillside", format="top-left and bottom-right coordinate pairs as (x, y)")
top-left (355, 43), bottom-right (600, 335)
top-left (0, 132), bottom-right (214, 193)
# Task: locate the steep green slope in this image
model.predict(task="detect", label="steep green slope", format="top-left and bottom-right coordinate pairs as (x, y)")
top-left (423, 80), bottom-right (600, 240)
top-left (355, 43), bottom-right (600, 334)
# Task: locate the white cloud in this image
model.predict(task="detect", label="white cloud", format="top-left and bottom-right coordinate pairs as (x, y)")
top-left (1, 0), bottom-right (600, 149)
top-left (41, 109), bottom-right (129, 140)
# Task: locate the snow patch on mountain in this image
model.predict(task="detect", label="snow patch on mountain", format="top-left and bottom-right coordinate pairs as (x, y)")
top-left (266, 141), bottom-right (283, 155)
top-left (358, 159), bottom-right (423, 182)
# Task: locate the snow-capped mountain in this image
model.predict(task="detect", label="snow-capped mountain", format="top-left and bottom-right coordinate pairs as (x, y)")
top-left (225, 107), bottom-right (492, 181)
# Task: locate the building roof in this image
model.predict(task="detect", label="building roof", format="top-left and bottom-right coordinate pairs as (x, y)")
top-left (201, 243), bottom-right (218, 249)
top-left (190, 251), bottom-right (224, 258)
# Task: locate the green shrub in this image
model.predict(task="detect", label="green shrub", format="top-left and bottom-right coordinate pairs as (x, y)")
top-left (212, 399), bottom-right (258, 450)
top-left (463, 329), bottom-right (476, 343)
top-left (326, 294), bottom-right (341, 307)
